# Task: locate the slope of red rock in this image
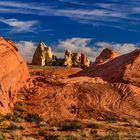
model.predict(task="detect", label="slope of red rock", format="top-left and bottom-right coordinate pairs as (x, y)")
top-left (0, 37), bottom-right (30, 114)
top-left (22, 67), bottom-right (140, 122)
top-left (94, 48), bottom-right (120, 65)
top-left (74, 49), bottom-right (140, 86)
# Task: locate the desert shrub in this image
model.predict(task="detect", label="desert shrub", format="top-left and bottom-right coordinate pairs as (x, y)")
top-left (0, 131), bottom-right (8, 140)
top-left (4, 113), bottom-right (12, 120)
top-left (103, 129), bottom-right (121, 140)
top-left (12, 116), bottom-right (25, 123)
top-left (15, 102), bottom-right (23, 107)
top-left (8, 122), bottom-right (25, 131)
top-left (87, 123), bottom-right (99, 129)
top-left (10, 131), bottom-right (22, 140)
top-left (61, 120), bottom-right (81, 131)
top-left (45, 134), bottom-right (59, 140)
top-left (8, 122), bottom-right (19, 130)
top-left (19, 125), bottom-right (25, 130)
top-left (38, 130), bottom-right (46, 136)
top-left (0, 113), bottom-right (4, 122)
top-left (36, 121), bottom-right (46, 128)
top-left (79, 131), bottom-right (87, 137)
top-left (107, 115), bottom-right (117, 123)
top-left (5, 113), bottom-right (25, 123)
top-left (64, 134), bottom-right (82, 140)
top-left (90, 129), bottom-right (98, 137)
top-left (26, 113), bottom-right (43, 123)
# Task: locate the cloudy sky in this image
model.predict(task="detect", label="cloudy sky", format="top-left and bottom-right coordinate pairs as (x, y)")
top-left (0, 0), bottom-right (140, 62)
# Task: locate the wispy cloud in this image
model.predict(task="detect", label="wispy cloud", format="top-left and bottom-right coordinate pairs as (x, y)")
top-left (0, 17), bottom-right (39, 33)
top-left (16, 38), bottom-right (139, 63)
top-left (0, 0), bottom-right (140, 31)
top-left (55, 38), bottom-right (139, 61)
top-left (16, 41), bottom-right (36, 62)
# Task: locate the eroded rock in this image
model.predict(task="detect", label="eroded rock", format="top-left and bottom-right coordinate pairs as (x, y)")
top-left (32, 42), bottom-right (46, 66)
top-left (0, 37), bottom-right (29, 114)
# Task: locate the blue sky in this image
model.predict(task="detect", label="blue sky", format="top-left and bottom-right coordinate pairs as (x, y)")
top-left (0, 0), bottom-right (140, 62)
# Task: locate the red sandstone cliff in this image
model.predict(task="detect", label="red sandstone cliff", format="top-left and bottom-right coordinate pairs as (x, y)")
top-left (75, 49), bottom-right (140, 86)
top-left (0, 37), bottom-right (29, 114)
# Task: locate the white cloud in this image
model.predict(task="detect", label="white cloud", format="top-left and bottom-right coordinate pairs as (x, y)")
top-left (95, 42), bottom-right (138, 55)
top-left (0, 18), bottom-right (39, 33)
top-left (0, 0), bottom-right (140, 30)
top-left (56, 38), bottom-right (94, 60)
top-left (15, 38), bottom-right (139, 63)
top-left (16, 41), bottom-right (36, 63)
top-left (55, 38), bottom-right (139, 61)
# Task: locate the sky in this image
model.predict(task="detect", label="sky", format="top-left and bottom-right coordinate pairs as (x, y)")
top-left (0, 0), bottom-right (140, 62)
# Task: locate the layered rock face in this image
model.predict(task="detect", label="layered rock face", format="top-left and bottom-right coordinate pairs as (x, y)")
top-left (94, 48), bottom-right (119, 65)
top-left (0, 37), bottom-right (29, 114)
top-left (75, 49), bottom-right (140, 86)
top-left (26, 66), bottom-right (140, 121)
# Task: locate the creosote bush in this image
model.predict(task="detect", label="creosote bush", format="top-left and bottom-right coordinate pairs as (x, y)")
top-left (107, 115), bottom-right (117, 123)
top-left (0, 113), bottom-right (4, 122)
top-left (87, 123), bottom-right (99, 129)
top-left (60, 120), bottom-right (81, 131)
top-left (26, 113), bottom-right (43, 123)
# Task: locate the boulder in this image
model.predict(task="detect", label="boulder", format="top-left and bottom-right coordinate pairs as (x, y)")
top-left (32, 42), bottom-right (46, 66)
top-left (0, 37), bottom-right (29, 114)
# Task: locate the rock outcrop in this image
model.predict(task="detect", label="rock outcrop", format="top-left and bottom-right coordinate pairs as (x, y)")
top-left (25, 67), bottom-right (140, 121)
top-left (32, 42), bottom-right (46, 66)
top-left (63, 49), bottom-right (73, 67)
top-left (75, 49), bottom-right (140, 86)
top-left (0, 37), bottom-right (29, 114)
top-left (72, 52), bottom-right (81, 67)
top-left (94, 48), bottom-right (119, 65)
top-left (81, 53), bottom-right (90, 67)
top-left (45, 47), bottom-right (53, 66)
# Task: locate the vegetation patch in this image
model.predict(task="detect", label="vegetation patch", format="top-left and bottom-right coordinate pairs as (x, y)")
top-left (26, 113), bottom-right (43, 123)
top-left (106, 115), bottom-right (118, 123)
top-left (60, 120), bottom-right (81, 131)
top-left (87, 123), bottom-right (99, 129)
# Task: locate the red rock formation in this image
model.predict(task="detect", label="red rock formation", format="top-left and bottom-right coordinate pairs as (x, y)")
top-left (75, 49), bottom-right (140, 86)
top-left (94, 48), bottom-right (119, 65)
top-left (0, 37), bottom-right (29, 114)
top-left (24, 67), bottom-right (140, 121)
top-left (81, 53), bottom-right (90, 67)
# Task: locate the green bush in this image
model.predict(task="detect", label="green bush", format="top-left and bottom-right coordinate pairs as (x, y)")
top-left (4, 113), bottom-right (12, 120)
top-left (38, 130), bottom-right (46, 136)
top-left (8, 122), bottom-right (19, 130)
top-left (45, 134), bottom-right (59, 140)
top-left (65, 134), bottom-right (82, 140)
top-left (61, 120), bottom-right (81, 131)
top-left (26, 113), bottom-right (43, 123)
top-left (87, 123), bottom-right (99, 129)
top-left (8, 122), bottom-right (25, 130)
top-left (90, 129), bottom-right (98, 137)
top-left (12, 116), bottom-right (25, 123)
top-left (103, 129), bottom-right (121, 140)
top-left (0, 113), bottom-right (4, 122)
top-left (107, 115), bottom-right (117, 123)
